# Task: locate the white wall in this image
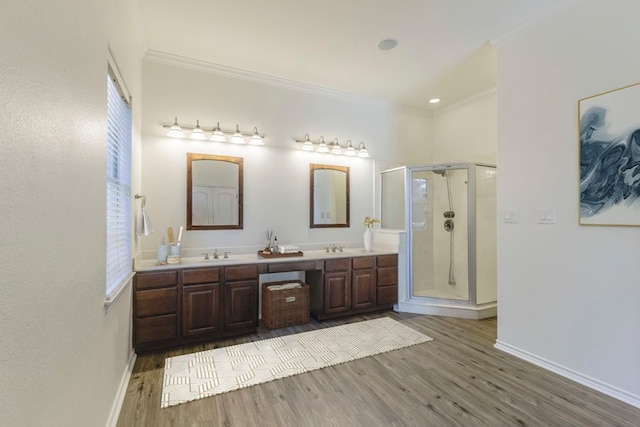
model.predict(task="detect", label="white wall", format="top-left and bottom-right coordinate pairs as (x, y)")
top-left (433, 89), bottom-right (497, 165)
top-left (497, 0), bottom-right (640, 406)
top-left (140, 60), bottom-right (432, 257)
top-left (0, 1), bottom-right (143, 425)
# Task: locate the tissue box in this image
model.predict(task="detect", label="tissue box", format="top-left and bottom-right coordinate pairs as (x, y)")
top-left (262, 280), bottom-right (310, 329)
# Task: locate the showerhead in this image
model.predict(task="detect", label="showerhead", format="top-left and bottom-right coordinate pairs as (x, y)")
top-left (432, 170), bottom-right (447, 176)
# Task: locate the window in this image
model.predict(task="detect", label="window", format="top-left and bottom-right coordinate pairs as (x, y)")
top-left (106, 62), bottom-right (132, 300)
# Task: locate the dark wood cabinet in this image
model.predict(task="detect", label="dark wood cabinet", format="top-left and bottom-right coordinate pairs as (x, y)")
top-left (134, 265), bottom-right (259, 352)
top-left (323, 258), bottom-right (351, 314)
top-left (133, 254), bottom-right (398, 352)
top-left (352, 268), bottom-right (376, 310)
top-left (311, 254), bottom-right (397, 320)
top-left (135, 314), bottom-right (177, 345)
top-left (224, 281), bottom-right (258, 329)
top-left (376, 254), bottom-right (398, 306)
top-left (223, 265), bottom-right (259, 331)
top-left (133, 270), bottom-right (179, 350)
top-left (324, 271), bottom-right (350, 314)
top-left (182, 283), bottom-right (221, 337)
top-left (181, 268), bottom-right (221, 339)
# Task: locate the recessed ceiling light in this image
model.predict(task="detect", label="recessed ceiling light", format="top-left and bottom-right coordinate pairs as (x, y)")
top-left (377, 39), bottom-right (397, 51)
top-left (429, 97), bottom-right (441, 104)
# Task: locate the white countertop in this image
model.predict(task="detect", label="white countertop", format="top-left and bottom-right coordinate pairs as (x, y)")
top-left (134, 248), bottom-right (397, 272)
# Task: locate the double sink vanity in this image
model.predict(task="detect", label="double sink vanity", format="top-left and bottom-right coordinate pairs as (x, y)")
top-left (133, 152), bottom-right (396, 353)
top-left (133, 249), bottom-right (398, 353)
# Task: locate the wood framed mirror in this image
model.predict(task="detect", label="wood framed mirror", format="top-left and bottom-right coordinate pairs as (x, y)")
top-left (187, 153), bottom-right (243, 230)
top-left (310, 163), bottom-right (350, 228)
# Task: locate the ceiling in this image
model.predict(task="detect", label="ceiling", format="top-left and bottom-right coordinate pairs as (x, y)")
top-left (138, 0), bottom-right (575, 110)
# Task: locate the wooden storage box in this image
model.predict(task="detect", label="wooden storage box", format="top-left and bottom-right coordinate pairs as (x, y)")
top-left (262, 280), bottom-right (310, 329)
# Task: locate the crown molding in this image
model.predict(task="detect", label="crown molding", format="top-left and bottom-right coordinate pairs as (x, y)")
top-left (490, 0), bottom-right (584, 47)
top-left (433, 87), bottom-right (496, 116)
top-left (143, 49), bottom-right (395, 107)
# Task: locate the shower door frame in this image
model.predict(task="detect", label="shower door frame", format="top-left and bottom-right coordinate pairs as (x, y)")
top-left (405, 163), bottom-right (491, 306)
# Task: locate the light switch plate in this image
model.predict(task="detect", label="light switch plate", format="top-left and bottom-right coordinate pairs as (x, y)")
top-left (537, 208), bottom-right (557, 224)
top-left (503, 208), bottom-right (519, 223)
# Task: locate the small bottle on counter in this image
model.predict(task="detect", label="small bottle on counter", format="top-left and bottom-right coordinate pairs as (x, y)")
top-left (157, 237), bottom-right (169, 263)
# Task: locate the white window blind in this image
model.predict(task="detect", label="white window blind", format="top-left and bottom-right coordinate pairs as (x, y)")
top-left (106, 66), bottom-right (132, 299)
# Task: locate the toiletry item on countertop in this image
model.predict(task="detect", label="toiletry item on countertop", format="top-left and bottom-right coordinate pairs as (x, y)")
top-left (176, 225), bottom-right (184, 246)
top-left (279, 245), bottom-right (300, 254)
top-left (167, 227), bottom-right (175, 245)
top-left (166, 254), bottom-right (180, 265)
top-left (264, 230), bottom-right (274, 253)
top-left (157, 237), bottom-right (169, 263)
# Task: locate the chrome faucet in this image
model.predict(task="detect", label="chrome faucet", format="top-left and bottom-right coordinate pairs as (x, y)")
top-left (201, 252), bottom-right (210, 260)
top-left (213, 249), bottom-right (219, 259)
top-left (224, 251), bottom-right (231, 259)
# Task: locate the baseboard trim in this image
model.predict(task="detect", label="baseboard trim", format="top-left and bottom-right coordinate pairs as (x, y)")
top-left (494, 340), bottom-right (640, 409)
top-left (106, 351), bottom-right (137, 427)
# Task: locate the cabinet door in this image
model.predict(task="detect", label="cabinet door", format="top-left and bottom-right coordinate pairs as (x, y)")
top-left (182, 283), bottom-right (221, 337)
top-left (324, 271), bottom-right (350, 314)
top-left (351, 268), bottom-right (376, 310)
top-left (224, 281), bottom-right (258, 330)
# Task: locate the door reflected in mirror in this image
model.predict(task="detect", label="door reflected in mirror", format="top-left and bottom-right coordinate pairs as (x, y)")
top-left (381, 167), bottom-right (406, 230)
top-left (187, 153), bottom-right (243, 230)
top-left (310, 164), bottom-right (350, 228)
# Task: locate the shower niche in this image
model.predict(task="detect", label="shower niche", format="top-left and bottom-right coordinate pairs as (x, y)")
top-left (382, 163), bottom-right (497, 319)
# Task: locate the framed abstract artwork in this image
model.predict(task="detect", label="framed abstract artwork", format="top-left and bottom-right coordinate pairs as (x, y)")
top-left (579, 82), bottom-right (640, 226)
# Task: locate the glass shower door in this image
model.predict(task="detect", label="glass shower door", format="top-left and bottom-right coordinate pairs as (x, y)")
top-left (410, 167), bottom-right (469, 301)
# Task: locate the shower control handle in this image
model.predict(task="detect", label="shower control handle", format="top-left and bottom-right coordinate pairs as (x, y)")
top-left (444, 219), bottom-right (454, 231)
top-left (443, 211), bottom-right (455, 218)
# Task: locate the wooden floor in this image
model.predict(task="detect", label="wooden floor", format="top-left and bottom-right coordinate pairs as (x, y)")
top-left (117, 312), bottom-right (640, 426)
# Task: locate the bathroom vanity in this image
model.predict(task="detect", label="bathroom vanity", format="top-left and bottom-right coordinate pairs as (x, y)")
top-left (132, 251), bottom-right (398, 352)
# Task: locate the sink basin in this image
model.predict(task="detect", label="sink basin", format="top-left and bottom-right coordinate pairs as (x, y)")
top-left (198, 257), bottom-right (224, 262)
top-left (310, 248), bottom-right (366, 256)
top-left (194, 253), bottom-right (258, 263)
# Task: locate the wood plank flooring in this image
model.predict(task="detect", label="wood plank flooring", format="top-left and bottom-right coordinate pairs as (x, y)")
top-left (117, 312), bottom-right (640, 426)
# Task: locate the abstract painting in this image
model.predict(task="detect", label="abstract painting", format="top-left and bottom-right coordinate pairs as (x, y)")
top-left (579, 82), bottom-right (640, 225)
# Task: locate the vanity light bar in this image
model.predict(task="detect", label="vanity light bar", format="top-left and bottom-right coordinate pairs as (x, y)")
top-left (163, 117), bottom-right (265, 145)
top-left (295, 134), bottom-right (370, 158)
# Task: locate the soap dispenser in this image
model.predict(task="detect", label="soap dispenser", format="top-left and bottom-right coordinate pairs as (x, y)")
top-left (157, 237), bottom-right (169, 263)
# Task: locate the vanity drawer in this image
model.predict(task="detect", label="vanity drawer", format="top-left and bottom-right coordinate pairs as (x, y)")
top-left (268, 261), bottom-right (317, 273)
top-left (135, 314), bottom-right (177, 344)
top-left (352, 256), bottom-right (375, 270)
top-left (377, 254), bottom-right (398, 268)
top-left (377, 286), bottom-right (398, 306)
top-left (136, 288), bottom-right (177, 317)
top-left (135, 270), bottom-right (178, 290)
top-left (225, 265), bottom-right (259, 281)
top-left (183, 267), bottom-right (220, 285)
top-left (377, 267), bottom-right (398, 287)
top-left (325, 258), bottom-right (350, 272)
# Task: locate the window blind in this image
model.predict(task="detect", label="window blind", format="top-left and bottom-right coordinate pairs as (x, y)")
top-left (106, 69), bottom-right (132, 299)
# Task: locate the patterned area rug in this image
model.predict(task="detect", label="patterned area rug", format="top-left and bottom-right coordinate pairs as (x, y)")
top-left (161, 316), bottom-right (433, 408)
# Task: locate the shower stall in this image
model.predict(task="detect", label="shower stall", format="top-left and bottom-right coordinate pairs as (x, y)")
top-left (381, 163), bottom-right (497, 319)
